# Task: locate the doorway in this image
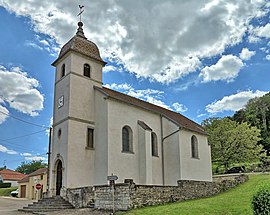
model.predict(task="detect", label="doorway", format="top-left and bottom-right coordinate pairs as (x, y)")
top-left (56, 160), bottom-right (62, 195)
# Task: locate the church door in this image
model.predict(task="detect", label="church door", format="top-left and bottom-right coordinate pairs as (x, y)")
top-left (56, 160), bottom-right (62, 195)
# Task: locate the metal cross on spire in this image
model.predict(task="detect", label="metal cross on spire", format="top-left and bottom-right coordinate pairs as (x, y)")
top-left (77, 5), bottom-right (84, 22)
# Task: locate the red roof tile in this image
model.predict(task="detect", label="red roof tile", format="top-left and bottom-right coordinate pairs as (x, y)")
top-left (0, 169), bottom-right (27, 181)
top-left (96, 87), bottom-right (206, 135)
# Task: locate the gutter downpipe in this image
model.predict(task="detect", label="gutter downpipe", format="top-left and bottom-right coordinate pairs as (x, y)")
top-left (160, 114), bottom-right (182, 186)
top-left (47, 127), bottom-right (52, 196)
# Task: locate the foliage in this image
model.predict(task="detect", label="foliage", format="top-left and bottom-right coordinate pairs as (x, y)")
top-left (202, 117), bottom-right (263, 171)
top-left (252, 183), bottom-right (270, 215)
top-left (0, 182), bottom-right (11, 188)
top-left (0, 187), bottom-right (17, 196)
top-left (121, 174), bottom-right (270, 215)
top-left (15, 160), bottom-right (47, 174)
top-left (232, 92), bottom-right (270, 154)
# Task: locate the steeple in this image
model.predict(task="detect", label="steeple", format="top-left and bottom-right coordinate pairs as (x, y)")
top-left (76, 21), bottom-right (87, 39)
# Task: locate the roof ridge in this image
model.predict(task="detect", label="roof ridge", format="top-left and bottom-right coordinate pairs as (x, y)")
top-left (98, 87), bottom-right (205, 135)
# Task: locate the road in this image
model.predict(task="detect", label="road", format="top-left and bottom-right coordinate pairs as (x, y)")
top-left (0, 196), bottom-right (34, 215)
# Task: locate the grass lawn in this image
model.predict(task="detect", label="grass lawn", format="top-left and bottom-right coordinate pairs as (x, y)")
top-left (0, 187), bottom-right (18, 196)
top-left (121, 174), bottom-right (270, 215)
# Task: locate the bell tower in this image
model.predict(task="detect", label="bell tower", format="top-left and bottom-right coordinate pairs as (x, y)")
top-left (49, 21), bottom-right (106, 195)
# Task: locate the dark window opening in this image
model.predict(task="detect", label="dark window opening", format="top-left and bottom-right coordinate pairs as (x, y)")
top-left (84, 64), bottom-right (91, 78)
top-left (122, 126), bottom-right (133, 153)
top-left (61, 64), bottom-right (65, 78)
top-left (87, 128), bottom-right (94, 149)
top-left (151, 132), bottom-right (158, 156)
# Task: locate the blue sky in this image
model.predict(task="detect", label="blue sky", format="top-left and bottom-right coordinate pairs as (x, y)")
top-left (0, 1), bottom-right (269, 170)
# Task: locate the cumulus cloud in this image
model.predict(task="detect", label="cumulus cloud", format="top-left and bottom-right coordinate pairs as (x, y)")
top-left (253, 23), bottom-right (270, 39)
top-left (0, 65), bottom-right (44, 117)
top-left (200, 55), bottom-right (244, 82)
top-left (206, 90), bottom-right (268, 114)
top-left (0, 102), bottom-right (9, 124)
top-left (172, 102), bottom-right (188, 113)
top-left (0, 144), bottom-right (18, 155)
top-left (239, 48), bottom-right (256, 60)
top-left (0, 0), bottom-right (268, 83)
top-left (266, 55), bottom-right (270, 61)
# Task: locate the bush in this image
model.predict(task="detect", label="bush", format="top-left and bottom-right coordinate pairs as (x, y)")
top-left (0, 182), bottom-right (11, 188)
top-left (252, 184), bottom-right (270, 215)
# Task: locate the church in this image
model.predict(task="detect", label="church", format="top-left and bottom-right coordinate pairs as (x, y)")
top-left (48, 21), bottom-right (212, 196)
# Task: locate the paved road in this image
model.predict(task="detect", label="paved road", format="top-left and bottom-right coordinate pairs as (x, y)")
top-left (0, 196), bottom-right (34, 215)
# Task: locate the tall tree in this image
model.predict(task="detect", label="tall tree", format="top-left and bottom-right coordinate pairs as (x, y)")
top-left (233, 93), bottom-right (270, 153)
top-left (202, 117), bottom-right (263, 171)
top-left (15, 160), bottom-right (47, 174)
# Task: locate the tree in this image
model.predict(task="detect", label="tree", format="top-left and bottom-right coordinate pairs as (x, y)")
top-left (202, 117), bottom-right (263, 171)
top-left (15, 160), bottom-right (47, 174)
top-left (233, 92), bottom-right (270, 153)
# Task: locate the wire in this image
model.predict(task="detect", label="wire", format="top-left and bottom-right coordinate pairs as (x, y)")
top-left (0, 129), bottom-right (47, 141)
top-left (0, 110), bottom-right (50, 129)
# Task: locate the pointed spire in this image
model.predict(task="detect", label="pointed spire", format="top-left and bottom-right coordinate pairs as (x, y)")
top-left (76, 21), bottom-right (87, 39)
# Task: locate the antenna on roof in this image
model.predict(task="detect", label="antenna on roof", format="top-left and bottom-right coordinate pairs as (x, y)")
top-left (77, 5), bottom-right (85, 22)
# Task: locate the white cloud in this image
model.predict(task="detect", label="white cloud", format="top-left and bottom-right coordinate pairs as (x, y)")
top-left (0, 144), bottom-right (18, 155)
top-left (0, 103), bottom-right (9, 124)
top-left (0, 65), bottom-right (44, 117)
top-left (172, 102), bottom-right (188, 113)
top-left (239, 48), bottom-right (256, 60)
top-left (200, 55), bottom-right (244, 82)
top-left (105, 83), bottom-right (170, 109)
top-left (103, 65), bottom-right (119, 73)
top-left (0, 0), bottom-right (268, 83)
top-left (20, 152), bottom-right (32, 157)
top-left (266, 55), bottom-right (270, 61)
top-left (253, 23), bottom-right (270, 39)
top-left (206, 90), bottom-right (268, 114)
top-left (105, 83), bottom-right (189, 111)
top-left (24, 156), bottom-right (47, 161)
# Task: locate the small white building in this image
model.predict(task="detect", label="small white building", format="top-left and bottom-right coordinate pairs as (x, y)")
top-left (48, 21), bottom-right (212, 196)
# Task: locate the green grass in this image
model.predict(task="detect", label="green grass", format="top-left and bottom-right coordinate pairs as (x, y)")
top-left (121, 174), bottom-right (270, 215)
top-left (0, 187), bottom-right (17, 196)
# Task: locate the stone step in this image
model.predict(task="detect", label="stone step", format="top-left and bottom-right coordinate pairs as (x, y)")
top-left (18, 196), bottom-right (74, 213)
top-left (25, 204), bottom-right (74, 209)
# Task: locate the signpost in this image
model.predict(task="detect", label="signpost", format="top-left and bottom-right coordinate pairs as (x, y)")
top-left (107, 174), bottom-right (118, 215)
top-left (35, 183), bottom-right (42, 190)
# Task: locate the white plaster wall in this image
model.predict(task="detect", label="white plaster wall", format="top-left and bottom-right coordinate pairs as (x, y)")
top-left (49, 120), bottom-right (68, 193)
top-left (162, 117), bottom-right (181, 186)
top-left (4, 180), bottom-right (18, 187)
top-left (107, 99), bottom-right (163, 185)
top-left (67, 120), bottom-right (95, 188)
top-left (94, 90), bottom-right (108, 185)
top-left (179, 130), bottom-right (212, 181)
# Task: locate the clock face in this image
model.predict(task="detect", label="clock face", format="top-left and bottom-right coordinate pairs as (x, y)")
top-left (58, 96), bottom-right (64, 108)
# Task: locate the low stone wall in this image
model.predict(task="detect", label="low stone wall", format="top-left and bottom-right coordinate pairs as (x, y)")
top-left (62, 174), bottom-right (248, 211)
top-left (61, 186), bottom-right (95, 208)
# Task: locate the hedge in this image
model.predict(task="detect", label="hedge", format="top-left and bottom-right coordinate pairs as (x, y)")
top-left (0, 182), bottom-right (12, 188)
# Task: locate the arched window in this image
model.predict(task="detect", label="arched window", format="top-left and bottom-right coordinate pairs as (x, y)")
top-left (83, 63), bottom-right (91, 78)
top-left (191, 135), bottom-right (199, 158)
top-left (122, 126), bottom-right (133, 152)
top-left (151, 132), bottom-right (158, 156)
top-left (61, 64), bottom-right (65, 78)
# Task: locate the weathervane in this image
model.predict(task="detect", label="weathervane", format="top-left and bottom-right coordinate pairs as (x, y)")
top-left (77, 5), bottom-right (84, 22)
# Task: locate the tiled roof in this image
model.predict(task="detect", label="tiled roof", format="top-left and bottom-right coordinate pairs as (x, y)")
top-left (96, 87), bottom-right (206, 135)
top-left (52, 22), bottom-right (106, 66)
top-left (28, 168), bottom-right (48, 177)
top-left (0, 169), bottom-right (27, 181)
top-left (18, 176), bottom-right (29, 183)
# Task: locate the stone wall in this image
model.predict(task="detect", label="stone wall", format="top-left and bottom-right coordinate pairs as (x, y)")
top-left (62, 174), bottom-right (248, 211)
top-left (61, 186), bottom-right (95, 208)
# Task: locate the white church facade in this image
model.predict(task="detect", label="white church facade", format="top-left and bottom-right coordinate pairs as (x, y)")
top-left (48, 22), bottom-right (212, 196)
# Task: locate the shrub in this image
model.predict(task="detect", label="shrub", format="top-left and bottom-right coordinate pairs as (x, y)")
top-left (0, 182), bottom-right (11, 188)
top-left (252, 184), bottom-right (270, 215)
